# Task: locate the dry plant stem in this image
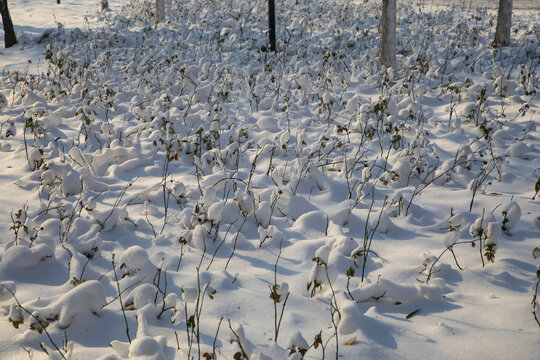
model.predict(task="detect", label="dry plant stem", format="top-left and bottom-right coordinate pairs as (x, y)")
top-left (532, 277), bottom-right (540, 328)
top-left (225, 215), bottom-right (248, 270)
top-left (212, 317), bottom-right (224, 358)
top-left (405, 145), bottom-right (477, 216)
top-left (321, 333), bottom-right (339, 360)
top-left (197, 234), bottom-right (208, 270)
top-left (77, 255), bottom-right (92, 281)
top-left (469, 160), bottom-right (497, 212)
top-left (228, 319), bottom-right (249, 359)
top-left (330, 306), bottom-right (339, 360)
top-left (346, 273), bottom-right (355, 301)
top-left (111, 254), bottom-right (132, 343)
top-left (21, 345), bottom-right (32, 359)
top-left (272, 238), bottom-right (289, 342)
top-left (314, 258), bottom-right (340, 359)
top-left (160, 155), bottom-right (171, 234)
top-left (61, 331), bottom-right (69, 353)
top-left (176, 240), bottom-right (186, 272)
top-left (425, 232), bottom-right (496, 284)
top-left (145, 202), bottom-right (157, 238)
top-left (361, 194), bottom-right (387, 282)
top-left (478, 209), bottom-right (486, 268)
top-left (0, 284), bottom-right (67, 360)
top-left (425, 245), bottom-right (464, 284)
top-left (154, 268), bottom-right (176, 319)
top-left (184, 301), bottom-right (193, 359)
top-left (206, 219), bottom-right (238, 271)
top-left (97, 178), bottom-right (138, 230)
top-left (175, 331), bottom-right (180, 350)
top-left (276, 292), bottom-right (289, 341)
top-left (59, 194), bottom-right (86, 244)
top-left (22, 116), bottom-right (31, 170)
top-left (102, 278), bottom-right (143, 308)
top-left (246, 148), bottom-right (262, 192)
top-left (195, 267), bottom-right (203, 360)
top-left (189, 267), bottom-right (212, 360)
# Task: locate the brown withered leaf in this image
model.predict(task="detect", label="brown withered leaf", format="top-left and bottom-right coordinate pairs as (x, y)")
top-left (344, 336), bottom-right (357, 346)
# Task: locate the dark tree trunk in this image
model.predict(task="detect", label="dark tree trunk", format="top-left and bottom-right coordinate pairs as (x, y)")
top-left (494, 0), bottom-right (513, 47)
top-left (380, 0), bottom-right (396, 69)
top-left (268, 0), bottom-right (276, 52)
top-left (57, 0), bottom-right (61, 4)
top-left (156, 0), bottom-right (165, 25)
top-left (0, 0), bottom-right (17, 48)
top-left (101, 0), bottom-right (109, 12)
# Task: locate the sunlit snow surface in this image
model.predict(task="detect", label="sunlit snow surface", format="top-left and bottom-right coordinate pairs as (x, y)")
top-left (0, 1), bottom-right (539, 359)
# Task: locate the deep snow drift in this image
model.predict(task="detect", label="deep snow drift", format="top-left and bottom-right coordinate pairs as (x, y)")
top-left (0, 0), bottom-right (539, 359)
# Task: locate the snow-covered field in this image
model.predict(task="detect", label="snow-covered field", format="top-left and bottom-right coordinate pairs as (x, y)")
top-left (0, 1), bottom-right (539, 359)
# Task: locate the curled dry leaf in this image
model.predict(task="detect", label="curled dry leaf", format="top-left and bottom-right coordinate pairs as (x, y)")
top-left (344, 336), bottom-right (357, 346)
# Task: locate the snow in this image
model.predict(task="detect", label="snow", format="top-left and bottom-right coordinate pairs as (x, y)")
top-left (61, 170), bottom-right (82, 196)
top-left (28, 280), bottom-right (106, 329)
top-left (0, 281), bottom-right (16, 302)
top-left (0, 0), bottom-right (539, 359)
top-left (0, 244), bottom-right (54, 271)
top-left (505, 142), bottom-right (532, 158)
top-left (288, 330), bottom-right (309, 350)
top-left (110, 311), bottom-right (174, 359)
top-left (119, 246), bottom-right (150, 275)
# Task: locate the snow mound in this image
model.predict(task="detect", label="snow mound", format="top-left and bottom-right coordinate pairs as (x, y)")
top-left (0, 244), bottom-right (54, 270)
top-left (32, 280), bottom-right (106, 329)
top-left (119, 246), bottom-right (149, 275)
top-left (291, 211), bottom-right (329, 235)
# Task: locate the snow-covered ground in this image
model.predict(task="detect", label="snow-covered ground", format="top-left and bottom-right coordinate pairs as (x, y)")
top-left (0, 1), bottom-right (539, 359)
top-left (418, 0), bottom-right (540, 10)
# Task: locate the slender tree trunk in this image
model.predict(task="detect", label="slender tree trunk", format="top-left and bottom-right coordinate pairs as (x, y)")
top-left (57, 0), bottom-right (60, 4)
top-left (494, 0), bottom-right (513, 47)
top-left (0, 0), bottom-right (17, 48)
top-left (100, 0), bottom-right (108, 12)
top-left (155, 0), bottom-right (165, 25)
top-left (268, 0), bottom-right (276, 52)
top-left (380, 0), bottom-right (396, 69)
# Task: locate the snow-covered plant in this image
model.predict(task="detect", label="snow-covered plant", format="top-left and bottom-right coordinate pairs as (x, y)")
top-left (501, 201), bottom-right (521, 233)
top-left (532, 243), bottom-right (540, 327)
top-left (482, 221), bottom-right (502, 263)
top-left (306, 254), bottom-right (341, 357)
top-left (181, 268), bottom-right (217, 359)
top-left (269, 238), bottom-right (289, 342)
top-left (9, 204), bottom-right (37, 245)
top-left (3, 280), bottom-right (105, 359)
top-left (467, 157), bottom-right (499, 211)
top-left (469, 211), bottom-right (499, 265)
top-left (422, 206), bottom-right (505, 283)
top-left (152, 266), bottom-right (181, 320)
top-left (111, 253), bottom-right (132, 343)
top-left (534, 177), bottom-right (540, 200)
top-left (0, 0), bottom-right (538, 357)
top-left (228, 321), bottom-right (251, 360)
top-left (288, 330), bottom-right (309, 357)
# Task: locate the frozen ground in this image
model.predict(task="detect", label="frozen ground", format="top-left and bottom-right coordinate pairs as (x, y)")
top-left (0, 1), bottom-right (539, 359)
